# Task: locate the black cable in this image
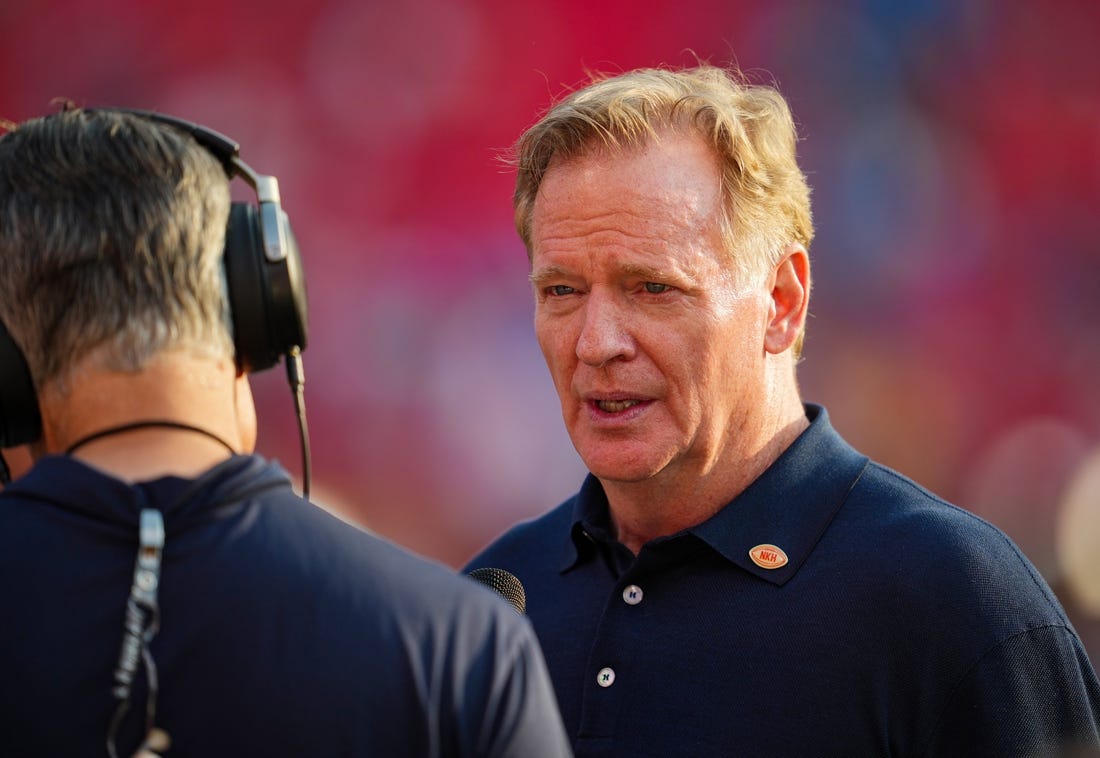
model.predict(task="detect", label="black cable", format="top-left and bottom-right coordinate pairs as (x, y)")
top-left (66, 420), bottom-right (236, 457)
top-left (284, 346), bottom-right (311, 500)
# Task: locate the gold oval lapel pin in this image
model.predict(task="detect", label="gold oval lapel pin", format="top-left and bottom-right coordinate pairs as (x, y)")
top-left (749, 544), bottom-right (789, 570)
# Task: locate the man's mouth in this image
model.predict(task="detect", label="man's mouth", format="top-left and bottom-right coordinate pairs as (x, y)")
top-left (593, 399), bottom-right (642, 413)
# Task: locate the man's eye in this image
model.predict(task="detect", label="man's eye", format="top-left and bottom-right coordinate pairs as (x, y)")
top-left (644, 282), bottom-right (671, 294)
top-left (547, 285), bottom-right (575, 296)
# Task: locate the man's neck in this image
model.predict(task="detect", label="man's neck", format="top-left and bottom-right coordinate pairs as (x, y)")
top-left (603, 398), bottom-right (809, 555)
top-left (38, 350), bottom-right (246, 482)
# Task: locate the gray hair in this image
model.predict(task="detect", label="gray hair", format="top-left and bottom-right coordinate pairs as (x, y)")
top-left (0, 108), bottom-right (232, 390)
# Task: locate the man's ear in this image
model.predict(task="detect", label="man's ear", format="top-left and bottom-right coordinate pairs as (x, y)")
top-left (764, 243), bottom-right (810, 355)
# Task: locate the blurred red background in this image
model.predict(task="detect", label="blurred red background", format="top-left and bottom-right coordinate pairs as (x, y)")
top-left (3, 0), bottom-right (1098, 662)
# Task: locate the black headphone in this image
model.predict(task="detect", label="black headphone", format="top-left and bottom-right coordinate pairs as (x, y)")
top-left (0, 109), bottom-right (309, 449)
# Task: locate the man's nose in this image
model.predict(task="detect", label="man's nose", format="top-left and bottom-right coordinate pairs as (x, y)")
top-left (575, 291), bottom-right (635, 367)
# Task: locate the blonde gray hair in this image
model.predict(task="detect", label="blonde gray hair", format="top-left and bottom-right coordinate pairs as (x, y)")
top-left (512, 65), bottom-right (814, 285)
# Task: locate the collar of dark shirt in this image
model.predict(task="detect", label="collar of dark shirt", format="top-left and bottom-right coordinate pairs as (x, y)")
top-left (561, 404), bottom-right (869, 586)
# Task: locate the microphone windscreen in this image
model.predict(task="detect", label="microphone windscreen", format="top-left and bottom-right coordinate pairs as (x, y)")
top-left (468, 567), bottom-right (526, 614)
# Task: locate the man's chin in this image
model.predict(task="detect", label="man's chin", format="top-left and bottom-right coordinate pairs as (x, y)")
top-left (580, 452), bottom-right (666, 485)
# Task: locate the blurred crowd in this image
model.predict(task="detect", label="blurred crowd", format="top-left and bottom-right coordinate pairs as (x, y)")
top-left (2, 0), bottom-right (1097, 660)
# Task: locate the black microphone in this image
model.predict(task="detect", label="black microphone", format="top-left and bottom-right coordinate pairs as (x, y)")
top-left (468, 567), bottom-right (526, 614)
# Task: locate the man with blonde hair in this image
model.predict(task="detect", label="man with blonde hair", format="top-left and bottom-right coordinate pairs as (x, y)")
top-left (466, 65), bottom-right (1100, 755)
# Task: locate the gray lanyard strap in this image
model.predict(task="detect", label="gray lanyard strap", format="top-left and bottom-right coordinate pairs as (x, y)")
top-left (107, 509), bottom-right (170, 758)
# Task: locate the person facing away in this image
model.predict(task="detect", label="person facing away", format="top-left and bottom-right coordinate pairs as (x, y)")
top-left (463, 64), bottom-right (1100, 756)
top-left (0, 108), bottom-right (572, 758)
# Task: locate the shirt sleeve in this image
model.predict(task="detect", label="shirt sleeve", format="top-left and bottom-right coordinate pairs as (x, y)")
top-left (448, 601), bottom-right (573, 758)
top-left (923, 624), bottom-right (1100, 757)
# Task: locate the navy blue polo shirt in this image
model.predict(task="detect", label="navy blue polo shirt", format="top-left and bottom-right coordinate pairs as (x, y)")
top-left (1, 454), bottom-right (572, 757)
top-left (466, 405), bottom-right (1100, 756)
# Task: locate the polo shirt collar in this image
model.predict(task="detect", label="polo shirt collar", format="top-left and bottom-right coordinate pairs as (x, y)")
top-left (561, 404), bottom-right (869, 585)
top-left (5, 453), bottom-right (288, 530)
top-left (562, 475), bottom-right (617, 571)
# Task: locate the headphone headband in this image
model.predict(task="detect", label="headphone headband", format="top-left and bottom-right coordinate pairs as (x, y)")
top-left (100, 108), bottom-right (242, 169)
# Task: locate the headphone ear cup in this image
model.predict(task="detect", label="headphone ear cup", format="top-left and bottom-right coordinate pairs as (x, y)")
top-left (270, 216), bottom-right (309, 358)
top-left (0, 319), bottom-right (42, 447)
top-left (223, 203), bottom-right (308, 374)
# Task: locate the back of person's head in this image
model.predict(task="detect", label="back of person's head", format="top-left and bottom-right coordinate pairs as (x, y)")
top-left (0, 108), bottom-right (233, 392)
top-left (511, 64), bottom-right (814, 287)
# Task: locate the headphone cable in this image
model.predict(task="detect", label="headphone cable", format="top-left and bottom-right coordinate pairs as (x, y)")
top-left (285, 346), bottom-right (311, 500)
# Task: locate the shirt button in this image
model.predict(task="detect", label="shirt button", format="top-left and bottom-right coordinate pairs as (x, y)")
top-left (622, 584), bottom-right (643, 605)
top-left (596, 667), bottom-right (616, 687)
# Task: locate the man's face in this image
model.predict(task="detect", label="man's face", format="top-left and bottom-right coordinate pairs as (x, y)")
top-left (530, 130), bottom-right (774, 486)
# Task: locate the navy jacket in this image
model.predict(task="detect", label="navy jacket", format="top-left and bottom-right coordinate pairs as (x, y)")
top-left (466, 405), bottom-right (1100, 757)
top-left (1, 454), bottom-right (572, 757)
